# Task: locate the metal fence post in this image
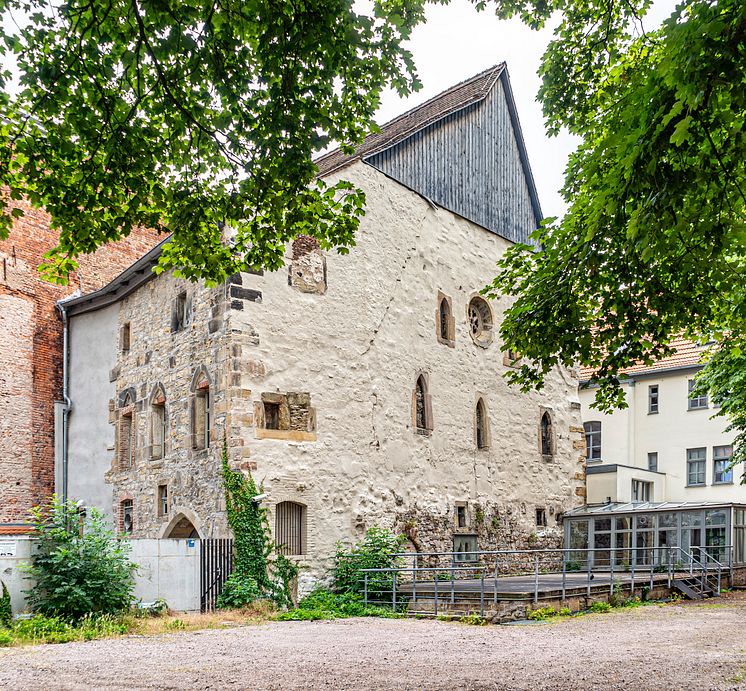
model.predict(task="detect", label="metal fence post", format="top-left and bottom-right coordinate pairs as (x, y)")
top-left (493, 557), bottom-right (498, 606)
top-left (480, 572), bottom-right (485, 617)
top-left (534, 554), bottom-right (539, 604)
top-left (610, 554), bottom-right (615, 597)
top-left (393, 571), bottom-right (397, 611)
top-left (630, 549), bottom-right (635, 597)
top-left (364, 572), bottom-right (368, 607)
top-left (413, 554), bottom-right (418, 605)
top-left (586, 551), bottom-right (592, 600)
top-left (561, 553), bottom-right (566, 602)
top-left (434, 574), bottom-right (439, 617)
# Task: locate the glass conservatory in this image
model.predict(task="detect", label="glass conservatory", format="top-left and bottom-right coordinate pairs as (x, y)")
top-left (563, 502), bottom-right (746, 569)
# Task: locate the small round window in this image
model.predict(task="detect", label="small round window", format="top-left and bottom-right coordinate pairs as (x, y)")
top-left (468, 296), bottom-right (493, 347)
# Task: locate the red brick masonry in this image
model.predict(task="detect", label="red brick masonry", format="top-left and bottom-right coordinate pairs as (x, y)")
top-left (0, 199), bottom-right (160, 526)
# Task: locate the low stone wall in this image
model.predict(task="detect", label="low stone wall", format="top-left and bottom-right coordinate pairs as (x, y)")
top-left (0, 537), bottom-right (201, 616)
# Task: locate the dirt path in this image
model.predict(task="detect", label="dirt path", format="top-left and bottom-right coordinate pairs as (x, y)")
top-left (2, 597), bottom-right (746, 690)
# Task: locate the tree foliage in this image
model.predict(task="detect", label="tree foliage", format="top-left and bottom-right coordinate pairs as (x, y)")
top-left (22, 496), bottom-right (136, 620)
top-left (486, 0), bottom-right (746, 470)
top-left (0, 0), bottom-right (427, 283)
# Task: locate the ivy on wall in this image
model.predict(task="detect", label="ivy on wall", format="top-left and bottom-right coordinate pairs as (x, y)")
top-left (218, 440), bottom-right (298, 609)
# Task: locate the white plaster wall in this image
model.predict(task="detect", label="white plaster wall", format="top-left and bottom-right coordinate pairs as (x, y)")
top-left (129, 538), bottom-right (200, 612)
top-left (581, 370), bottom-right (744, 503)
top-left (229, 162), bottom-right (585, 575)
top-left (67, 303), bottom-right (119, 519)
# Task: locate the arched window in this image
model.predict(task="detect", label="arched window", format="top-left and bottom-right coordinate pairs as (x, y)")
top-left (540, 411), bottom-right (553, 456)
top-left (437, 293), bottom-right (455, 345)
top-left (275, 501), bottom-right (307, 555)
top-left (476, 398), bottom-right (489, 450)
top-left (584, 421), bottom-right (601, 461)
top-left (439, 298), bottom-right (450, 340)
top-left (150, 385), bottom-right (167, 460)
top-left (192, 369), bottom-right (211, 450)
top-left (118, 391), bottom-right (135, 470)
top-left (414, 375), bottom-right (433, 433)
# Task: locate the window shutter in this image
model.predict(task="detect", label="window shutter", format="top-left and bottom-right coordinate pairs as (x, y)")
top-left (447, 315), bottom-right (456, 341)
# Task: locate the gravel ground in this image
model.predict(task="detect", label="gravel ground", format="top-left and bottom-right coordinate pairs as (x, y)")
top-left (2, 595), bottom-right (746, 690)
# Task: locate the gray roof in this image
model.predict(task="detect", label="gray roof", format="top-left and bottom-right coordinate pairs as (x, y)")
top-left (315, 63), bottom-right (507, 177)
top-left (59, 236), bottom-right (170, 316)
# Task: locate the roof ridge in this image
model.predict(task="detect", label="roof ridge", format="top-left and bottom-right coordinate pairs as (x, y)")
top-left (364, 62), bottom-right (504, 138)
top-left (314, 62), bottom-right (506, 176)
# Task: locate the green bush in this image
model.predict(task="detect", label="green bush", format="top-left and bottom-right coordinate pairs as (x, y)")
top-left (3, 613), bottom-right (129, 646)
top-left (0, 629), bottom-right (12, 647)
top-left (589, 601), bottom-right (612, 614)
top-left (559, 607), bottom-right (572, 616)
top-left (527, 605), bottom-right (557, 621)
top-left (333, 526), bottom-right (405, 595)
top-left (22, 496), bottom-right (136, 620)
top-left (277, 588), bottom-right (401, 621)
top-left (0, 581), bottom-right (11, 628)
top-left (216, 574), bottom-right (263, 610)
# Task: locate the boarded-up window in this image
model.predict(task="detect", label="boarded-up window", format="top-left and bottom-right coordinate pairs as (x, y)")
top-left (121, 322), bottom-right (131, 353)
top-left (193, 383), bottom-right (210, 449)
top-left (264, 402), bottom-right (280, 430)
top-left (120, 412), bottom-right (133, 468)
top-left (151, 390), bottom-right (166, 460)
top-left (436, 293), bottom-right (455, 346)
top-left (172, 291), bottom-right (191, 332)
top-left (275, 501), bottom-right (306, 555)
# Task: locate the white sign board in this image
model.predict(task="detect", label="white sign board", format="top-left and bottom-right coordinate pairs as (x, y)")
top-left (0, 540), bottom-right (17, 557)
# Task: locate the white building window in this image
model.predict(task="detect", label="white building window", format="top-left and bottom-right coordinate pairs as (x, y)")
top-left (688, 380), bottom-right (708, 410)
top-left (453, 534), bottom-right (478, 562)
top-left (713, 445), bottom-right (733, 484)
top-left (584, 421), bottom-right (601, 461)
top-left (687, 447), bottom-right (706, 486)
top-left (631, 479), bottom-right (652, 502)
top-left (648, 385), bottom-right (659, 414)
top-left (647, 452), bottom-right (658, 472)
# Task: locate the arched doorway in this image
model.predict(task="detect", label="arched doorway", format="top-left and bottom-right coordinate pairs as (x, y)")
top-left (161, 511), bottom-right (201, 539)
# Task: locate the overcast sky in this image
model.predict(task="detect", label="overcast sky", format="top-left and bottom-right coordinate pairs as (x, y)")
top-left (374, 1), bottom-right (678, 219)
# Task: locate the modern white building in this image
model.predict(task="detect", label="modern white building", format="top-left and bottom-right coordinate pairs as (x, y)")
top-left (578, 339), bottom-right (744, 505)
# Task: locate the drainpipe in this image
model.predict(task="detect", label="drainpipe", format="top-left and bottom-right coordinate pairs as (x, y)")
top-left (56, 300), bottom-right (72, 504)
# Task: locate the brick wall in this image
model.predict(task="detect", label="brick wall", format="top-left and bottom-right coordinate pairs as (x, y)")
top-left (0, 199), bottom-right (161, 524)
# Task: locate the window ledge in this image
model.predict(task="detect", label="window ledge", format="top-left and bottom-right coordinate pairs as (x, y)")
top-left (256, 428), bottom-right (317, 442)
top-left (415, 428), bottom-right (432, 437)
top-left (687, 406), bottom-right (709, 411)
top-left (686, 483), bottom-right (707, 488)
top-left (713, 481), bottom-right (734, 486)
top-left (542, 454), bottom-right (554, 462)
top-left (647, 411), bottom-right (659, 415)
top-left (585, 459), bottom-right (603, 466)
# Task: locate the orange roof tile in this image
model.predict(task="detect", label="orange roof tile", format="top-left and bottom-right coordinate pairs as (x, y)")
top-left (0, 525), bottom-right (34, 535)
top-left (578, 337), bottom-right (707, 381)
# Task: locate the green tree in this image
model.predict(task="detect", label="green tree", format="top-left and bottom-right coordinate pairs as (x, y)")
top-left (0, 0), bottom-right (426, 283)
top-left (23, 497), bottom-right (136, 620)
top-left (486, 0), bottom-right (746, 472)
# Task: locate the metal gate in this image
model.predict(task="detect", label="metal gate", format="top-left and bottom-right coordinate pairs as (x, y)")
top-left (200, 538), bottom-right (234, 612)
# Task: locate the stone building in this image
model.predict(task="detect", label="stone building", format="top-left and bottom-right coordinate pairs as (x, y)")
top-left (62, 64), bottom-right (586, 584)
top-left (0, 199), bottom-right (161, 534)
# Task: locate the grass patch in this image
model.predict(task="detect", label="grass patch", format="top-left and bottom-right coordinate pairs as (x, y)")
top-left (0, 601), bottom-right (278, 648)
top-left (277, 588), bottom-right (402, 621)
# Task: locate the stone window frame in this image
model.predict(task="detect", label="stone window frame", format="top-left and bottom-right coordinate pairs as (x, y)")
top-left (171, 290), bottom-right (192, 333)
top-left (475, 396), bottom-right (490, 450)
top-left (149, 383), bottom-right (167, 460)
top-left (539, 408), bottom-right (555, 460)
top-left (467, 295), bottom-right (494, 348)
top-left (119, 496), bottom-right (134, 534)
top-left (503, 348), bottom-right (521, 368)
top-left (190, 366), bottom-right (212, 450)
top-left (288, 235), bottom-right (327, 295)
top-left (120, 321), bottom-right (131, 354)
top-left (435, 291), bottom-right (455, 347)
top-left (412, 373), bottom-right (433, 436)
top-left (274, 500), bottom-right (308, 556)
top-left (535, 507), bottom-right (548, 527)
top-left (254, 391), bottom-right (317, 442)
top-left (454, 501), bottom-right (469, 531)
top-left (116, 388), bottom-right (137, 471)
top-left (157, 483), bottom-right (169, 518)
